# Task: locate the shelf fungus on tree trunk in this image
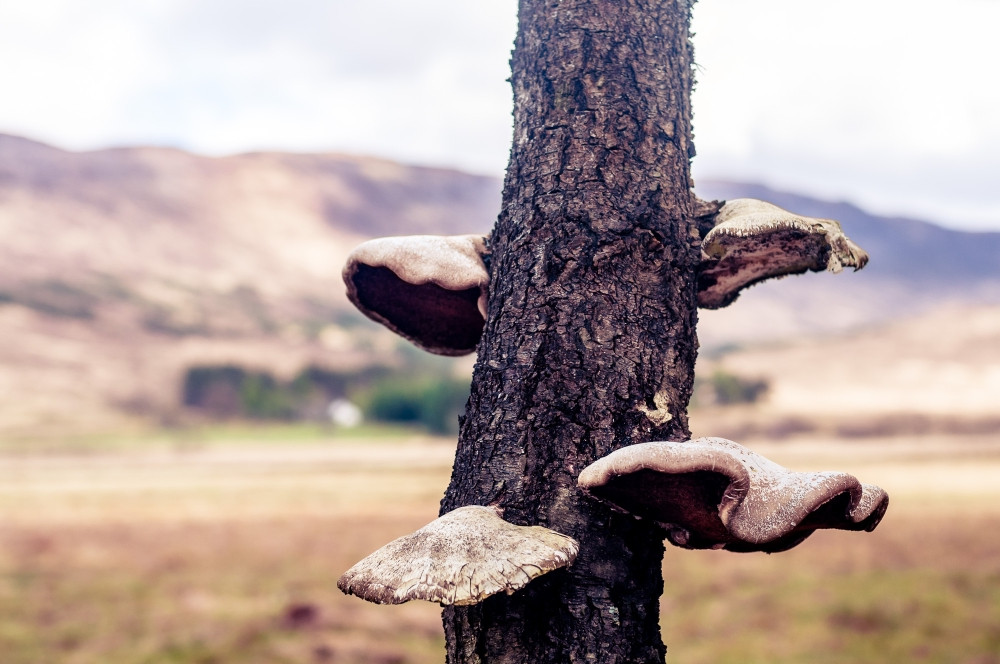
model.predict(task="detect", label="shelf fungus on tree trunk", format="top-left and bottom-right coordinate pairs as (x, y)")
top-left (342, 234), bottom-right (490, 355)
top-left (342, 200), bottom-right (867, 354)
top-left (578, 437), bottom-right (888, 554)
top-left (337, 505), bottom-right (578, 606)
top-left (697, 198), bottom-right (870, 309)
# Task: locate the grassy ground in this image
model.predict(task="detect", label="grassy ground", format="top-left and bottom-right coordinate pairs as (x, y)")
top-left (1, 427), bottom-right (998, 663)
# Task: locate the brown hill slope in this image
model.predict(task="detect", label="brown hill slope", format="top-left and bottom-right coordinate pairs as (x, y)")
top-left (692, 303), bottom-right (1000, 442)
top-left (0, 134), bottom-right (498, 312)
top-left (0, 134), bottom-right (997, 435)
top-left (0, 135), bottom-right (498, 434)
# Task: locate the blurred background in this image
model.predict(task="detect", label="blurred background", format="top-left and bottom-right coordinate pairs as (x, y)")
top-left (0, 1), bottom-right (997, 662)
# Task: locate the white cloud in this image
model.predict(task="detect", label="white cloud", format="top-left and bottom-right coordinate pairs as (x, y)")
top-left (0, 2), bottom-right (162, 146)
top-left (690, 0), bottom-right (1000, 229)
top-left (0, 0), bottom-right (996, 229)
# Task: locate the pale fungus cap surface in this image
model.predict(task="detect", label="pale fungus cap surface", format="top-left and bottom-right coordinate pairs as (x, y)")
top-left (578, 437), bottom-right (888, 553)
top-left (342, 234), bottom-right (489, 355)
top-left (698, 198), bottom-right (869, 309)
top-left (337, 505), bottom-right (579, 606)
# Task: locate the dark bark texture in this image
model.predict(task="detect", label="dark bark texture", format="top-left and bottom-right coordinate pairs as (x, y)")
top-left (441, 0), bottom-right (700, 661)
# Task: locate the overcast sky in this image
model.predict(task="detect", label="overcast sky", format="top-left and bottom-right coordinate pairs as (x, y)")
top-left (1, 0), bottom-right (998, 231)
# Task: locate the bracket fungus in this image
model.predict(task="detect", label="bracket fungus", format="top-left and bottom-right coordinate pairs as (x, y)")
top-left (578, 437), bottom-right (888, 553)
top-left (337, 505), bottom-right (579, 606)
top-left (342, 200), bottom-right (867, 355)
top-left (698, 198), bottom-right (869, 309)
top-left (342, 234), bottom-right (489, 355)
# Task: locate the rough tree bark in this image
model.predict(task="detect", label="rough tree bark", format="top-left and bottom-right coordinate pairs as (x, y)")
top-left (440, 0), bottom-right (699, 661)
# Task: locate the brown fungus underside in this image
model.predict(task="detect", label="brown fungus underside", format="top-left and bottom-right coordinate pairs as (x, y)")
top-left (342, 234), bottom-right (489, 355)
top-left (698, 198), bottom-right (869, 309)
top-left (578, 437), bottom-right (889, 553)
top-left (341, 199), bottom-right (870, 357)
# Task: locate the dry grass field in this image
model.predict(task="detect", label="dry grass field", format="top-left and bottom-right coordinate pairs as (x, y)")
top-left (1, 428), bottom-right (998, 663)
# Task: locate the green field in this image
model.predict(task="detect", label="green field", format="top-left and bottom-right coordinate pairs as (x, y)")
top-left (1, 428), bottom-right (998, 663)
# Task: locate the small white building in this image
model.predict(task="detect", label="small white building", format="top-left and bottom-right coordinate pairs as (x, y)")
top-left (327, 398), bottom-right (363, 427)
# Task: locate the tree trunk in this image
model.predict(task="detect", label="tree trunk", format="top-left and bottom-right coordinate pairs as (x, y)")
top-left (441, 0), bottom-right (699, 661)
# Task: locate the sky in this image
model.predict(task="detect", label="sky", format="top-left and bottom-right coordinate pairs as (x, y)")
top-left (1, 0), bottom-right (998, 231)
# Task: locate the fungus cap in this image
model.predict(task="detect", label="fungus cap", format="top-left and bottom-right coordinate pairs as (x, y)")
top-left (338, 505), bottom-right (579, 606)
top-left (578, 437), bottom-right (888, 553)
top-left (343, 234), bottom-right (489, 355)
top-left (698, 199), bottom-right (869, 309)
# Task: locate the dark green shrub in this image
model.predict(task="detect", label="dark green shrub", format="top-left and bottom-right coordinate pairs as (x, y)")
top-left (182, 365), bottom-right (295, 420)
top-left (362, 376), bottom-right (470, 435)
top-left (180, 357), bottom-right (470, 431)
top-left (181, 363), bottom-right (407, 422)
top-left (694, 370), bottom-right (769, 406)
top-left (182, 366), bottom-right (247, 416)
top-left (239, 373), bottom-right (296, 420)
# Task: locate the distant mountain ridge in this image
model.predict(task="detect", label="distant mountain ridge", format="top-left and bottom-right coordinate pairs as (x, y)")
top-left (0, 133), bottom-right (499, 239)
top-left (4, 133), bottom-right (997, 299)
top-left (0, 133), bottom-right (497, 297)
top-left (2, 132), bottom-right (998, 342)
top-left (0, 133), bottom-right (997, 433)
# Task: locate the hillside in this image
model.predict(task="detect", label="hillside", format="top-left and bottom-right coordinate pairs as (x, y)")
top-left (691, 303), bottom-right (1000, 442)
top-left (0, 135), bottom-right (498, 433)
top-left (0, 133), bottom-right (497, 314)
top-left (0, 133), bottom-right (997, 435)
